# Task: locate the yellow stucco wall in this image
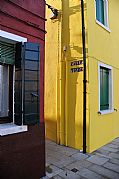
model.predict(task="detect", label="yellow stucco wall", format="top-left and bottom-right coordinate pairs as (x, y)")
top-left (87, 0), bottom-right (119, 152)
top-left (45, 0), bottom-right (88, 150)
top-left (45, 0), bottom-right (119, 153)
top-left (45, 1), bottom-right (61, 142)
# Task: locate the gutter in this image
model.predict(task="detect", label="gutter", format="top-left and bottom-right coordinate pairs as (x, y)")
top-left (81, 0), bottom-right (87, 153)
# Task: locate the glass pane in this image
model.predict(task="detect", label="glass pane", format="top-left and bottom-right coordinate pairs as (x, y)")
top-left (0, 65), bottom-right (9, 117)
top-left (96, 0), bottom-right (105, 25)
top-left (0, 41), bottom-right (15, 65)
top-left (100, 67), bottom-right (109, 110)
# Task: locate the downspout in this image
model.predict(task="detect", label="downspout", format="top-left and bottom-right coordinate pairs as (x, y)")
top-left (81, 0), bottom-right (87, 153)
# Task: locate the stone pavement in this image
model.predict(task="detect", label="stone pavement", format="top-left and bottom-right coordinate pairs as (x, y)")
top-left (41, 138), bottom-right (119, 179)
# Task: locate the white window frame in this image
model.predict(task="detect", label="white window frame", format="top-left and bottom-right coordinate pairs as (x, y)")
top-left (94, 0), bottom-right (111, 32)
top-left (98, 62), bottom-right (114, 115)
top-left (0, 30), bottom-right (28, 136)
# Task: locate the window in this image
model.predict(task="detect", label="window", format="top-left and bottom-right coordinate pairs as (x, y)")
top-left (0, 42), bottom-right (14, 123)
top-left (0, 31), bottom-right (27, 136)
top-left (95, 0), bottom-right (109, 27)
top-left (98, 63), bottom-right (113, 114)
top-left (100, 67), bottom-right (109, 110)
top-left (0, 30), bottom-right (40, 136)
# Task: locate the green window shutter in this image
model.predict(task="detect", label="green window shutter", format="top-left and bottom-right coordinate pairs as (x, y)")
top-left (100, 67), bottom-right (109, 110)
top-left (0, 41), bottom-right (15, 65)
top-left (96, 0), bottom-right (105, 25)
top-left (14, 43), bottom-right (23, 125)
top-left (15, 42), bottom-right (40, 125)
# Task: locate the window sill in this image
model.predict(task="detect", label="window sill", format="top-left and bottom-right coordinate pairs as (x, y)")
top-left (0, 123), bottom-right (28, 136)
top-left (96, 20), bottom-right (111, 33)
top-left (98, 109), bottom-right (114, 115)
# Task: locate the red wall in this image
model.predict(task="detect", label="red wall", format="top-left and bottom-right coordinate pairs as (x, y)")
top-left (0, 1), bottom-right (46, 178)
top-left (0, 0), bottom-right (45, 122)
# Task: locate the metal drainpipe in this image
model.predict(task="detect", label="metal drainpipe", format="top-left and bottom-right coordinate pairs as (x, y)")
top-left (81, 0), bottom-right (87, 153)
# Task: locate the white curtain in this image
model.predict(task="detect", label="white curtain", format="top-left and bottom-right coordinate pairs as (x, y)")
top-left (0, 65), bottom-right (9, 117)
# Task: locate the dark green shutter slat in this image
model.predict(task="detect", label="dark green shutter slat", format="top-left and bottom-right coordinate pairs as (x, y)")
top-left (100, 67), bottom-right (109, 110)
top-left (14, 42), bottom-right (40, 125)
top-left (23, 42), bottom-right (40, 125)
top-left (0, 41), bottom-right (15, 65)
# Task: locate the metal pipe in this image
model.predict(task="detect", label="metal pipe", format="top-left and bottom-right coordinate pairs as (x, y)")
top-left (81, 0), bottom-right (87, 153)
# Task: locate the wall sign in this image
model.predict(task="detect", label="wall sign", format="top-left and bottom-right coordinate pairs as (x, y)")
top-left (71, 60), bottom-right (83, 66)
top-left (70, 60), bottom-right (83, 73)
top-left (70, 67), bottom-right (83, 73)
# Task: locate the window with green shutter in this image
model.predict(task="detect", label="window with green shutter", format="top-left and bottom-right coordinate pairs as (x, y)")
top-left (0, 41), bottom-right (40, 126)
top-left (100, 67), bottom-right (109, 110)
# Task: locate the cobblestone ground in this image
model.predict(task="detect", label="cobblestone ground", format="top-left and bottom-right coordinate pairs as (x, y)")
top-left (41, 138), bottom-right (119, 179)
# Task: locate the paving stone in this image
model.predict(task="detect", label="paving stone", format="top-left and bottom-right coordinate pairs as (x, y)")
top-left (100, 146), bottom-right (119, 153)
top-left (65, 162), bottom-right (82, 171)
top-left (58, 146), bottom-right (79, 157)
top-left (46, 156), bottom-right (60, 165)
top-left (109, 158), bottom-right (119, 165)
top-left (45, 138), bottom-right (119, 179)
top-left (96, 148), bottom-right (111, 155)
top-left (58, 169), bottom-right (81, 179)
top-left (46, 164), bottom-right (63, 178)
top-left (109, 153), bottom-right (119, 159)
top-left (65, 160), bottom-right (92, 171)
top-left (71, 153), bottom-right (89, 161)
top-left (106, 144), bottom-right (119, 149)
top-left (87, 155), bottom-right (109, 165)
top-left (103, 162), bottom-right (119, 173)
top-left (77, 168), bottom-right (103, 179)
top-left (89, 164), bottom-right (119, 179)
top-left (53, 157), bottom-right (76, 168)
top-left (47, 152), bottom-right (72, 163)
top-left (94, 152), bottom-right (112, 159)
top-left (113, 138), bottom-right (119, 143)
top-left (111, 141), bottom-right (119, 146)
top-left (47, 145), bottom-right (79, 157)
top-left (53, 175), bottom-right (64, 179)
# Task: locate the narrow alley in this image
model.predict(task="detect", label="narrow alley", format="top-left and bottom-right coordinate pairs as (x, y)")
top-left (42, 138), bottom-right (119, 179)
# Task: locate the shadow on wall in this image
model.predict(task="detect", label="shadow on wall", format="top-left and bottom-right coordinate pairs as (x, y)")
top-left (45, 118), bottom-right (57, 142)
top-left (45, 0), bottom-right (88, 150)
top-left (60, 1), bottom-right (86, 149)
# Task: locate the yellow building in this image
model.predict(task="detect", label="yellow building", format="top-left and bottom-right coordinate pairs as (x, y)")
top-left (45, 0), bottom-right (119, 153)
